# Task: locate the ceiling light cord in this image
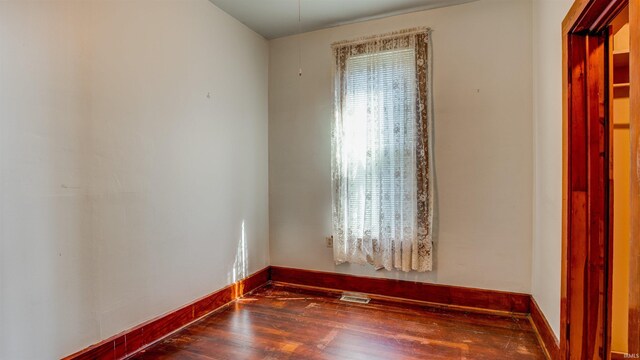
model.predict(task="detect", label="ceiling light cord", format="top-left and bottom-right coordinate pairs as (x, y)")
top-left (298, 0), bottom-right (302, 77)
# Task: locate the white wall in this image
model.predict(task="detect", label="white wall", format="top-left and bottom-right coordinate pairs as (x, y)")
top-left (269, 0), bottom-right (534, 293)
top-left (532, 0), bottom-right (573, 338)
top-left (0, 2), bottom-right (96, 357)
top-left (0, 1), bottom-right (269, 358)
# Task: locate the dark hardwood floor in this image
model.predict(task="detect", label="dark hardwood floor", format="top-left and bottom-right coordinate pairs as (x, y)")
top-left (130, 284), bottom-right (546, 360)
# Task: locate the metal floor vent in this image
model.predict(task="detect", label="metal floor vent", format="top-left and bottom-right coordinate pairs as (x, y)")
top-left (340, 293), bottom-right (370, 304)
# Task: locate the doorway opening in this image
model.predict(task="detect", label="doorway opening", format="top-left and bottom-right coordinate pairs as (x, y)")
top-left (561, 0), bottom-right (638, 359)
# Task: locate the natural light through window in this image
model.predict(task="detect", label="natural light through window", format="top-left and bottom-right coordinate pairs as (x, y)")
top-left (331, 28), bottom-right (433, 272)
top-left (342, 48), bottom-right (417, 237)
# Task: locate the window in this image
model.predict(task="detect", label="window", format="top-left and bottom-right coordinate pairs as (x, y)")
top-left (331, 28), bottom-right (434, 272)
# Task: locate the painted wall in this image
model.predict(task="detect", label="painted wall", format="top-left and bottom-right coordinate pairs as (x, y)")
top-left (0, 2), bottom-right (97, 357)
top-left (269, 0), bottom-right (534, 293)
top-left (532, 0), bottom-right (574, 339)
top-left (0, 1), bottom-right (269, 358)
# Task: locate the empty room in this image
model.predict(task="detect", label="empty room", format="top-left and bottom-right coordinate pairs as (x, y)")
top-left (0, 0), bottom-right (638, 359)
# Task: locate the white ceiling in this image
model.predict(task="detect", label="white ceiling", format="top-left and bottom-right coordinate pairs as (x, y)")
top-left (209, 0), bottom-right (478, 39)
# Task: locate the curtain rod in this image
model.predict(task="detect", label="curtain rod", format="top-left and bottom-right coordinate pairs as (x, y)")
top-left (331, 27), bottom-right (431, 49)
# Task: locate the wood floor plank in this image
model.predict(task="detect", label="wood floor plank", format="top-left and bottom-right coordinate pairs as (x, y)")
top-left (129, 285), bottom-right (546, 360)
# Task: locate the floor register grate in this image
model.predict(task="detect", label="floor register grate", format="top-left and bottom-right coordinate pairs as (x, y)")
top-left (339, 293), bottom-right (371, 304)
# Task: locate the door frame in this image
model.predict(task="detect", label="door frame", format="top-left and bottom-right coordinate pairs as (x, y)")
top-left (629, 0), bottom-right (640, 355)
top-left (562, 0), bottom-right (639, 359)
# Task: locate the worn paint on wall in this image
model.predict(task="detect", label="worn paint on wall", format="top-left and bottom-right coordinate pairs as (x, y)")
top-left (269, 0), bottom-right (534, 293)
top-left (0, 1), bottom-right (269, 358)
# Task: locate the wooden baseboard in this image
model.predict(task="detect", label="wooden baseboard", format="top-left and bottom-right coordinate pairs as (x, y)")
top-left (63, 267), bottom-right (270, 360)
top-left (270, 266), bottom-right (531, 314)
top-left (529, 297), bottom-right (560, 360)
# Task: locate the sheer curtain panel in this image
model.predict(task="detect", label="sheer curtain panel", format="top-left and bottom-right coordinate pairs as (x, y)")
top-left (331, 28), bottom-right (434, 272)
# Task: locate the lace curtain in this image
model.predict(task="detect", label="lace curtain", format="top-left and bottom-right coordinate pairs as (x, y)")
top-left (331, 28), bottom-right (434, 272)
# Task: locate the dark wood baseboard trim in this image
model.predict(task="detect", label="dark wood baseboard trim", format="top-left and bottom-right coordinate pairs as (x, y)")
top-left (529, 297), bottom-right (560, 360)
top-left (270, 280), bottom-right (529, 319)
top-left (66, 266), bottom-right (566, 360)
top-left (270, 266), bottom-right (530, 314)
top-left (63, 267), bottom-right (270, 360)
